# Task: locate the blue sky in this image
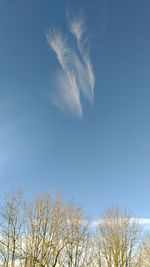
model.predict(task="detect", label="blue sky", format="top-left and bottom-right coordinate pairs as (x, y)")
top-left (0, 0), bottom-right (150, 219)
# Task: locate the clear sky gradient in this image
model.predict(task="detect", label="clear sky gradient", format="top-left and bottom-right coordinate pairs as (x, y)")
top-left (0, 0), bottom-right (150, 219)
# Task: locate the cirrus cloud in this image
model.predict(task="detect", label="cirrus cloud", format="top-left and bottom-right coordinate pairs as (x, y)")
top-left (47, 11), bottom-right (95, 118)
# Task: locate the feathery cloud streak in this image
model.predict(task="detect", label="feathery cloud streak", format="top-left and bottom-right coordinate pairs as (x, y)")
top-left (47, 13), bottom-right (95, 117)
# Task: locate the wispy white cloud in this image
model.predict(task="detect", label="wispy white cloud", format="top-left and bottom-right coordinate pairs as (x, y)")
top-left (69, 15), bottom-right (95, 102)
top-left (47, 30), bottom-right (82, 117)
top-left (52, 71), bottom-right (83, 118)
top-left (47, 11), bottom-right (95, 118)
top-left (91, 218), bottom-right (150, 227)
top-left (137, 218), bottom-right (150, 225)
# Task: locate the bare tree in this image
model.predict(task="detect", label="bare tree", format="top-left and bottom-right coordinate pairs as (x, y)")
top-left (59, 203), bottom-right (92, 267)
top-left (23, 194), bottom-right (71, 267)
top-left (95, 207), bottom-right (142, 267)
top-left (141, 235), bottom-right (150, 267)
top-left (0, 190), bottom-right (24, 267)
